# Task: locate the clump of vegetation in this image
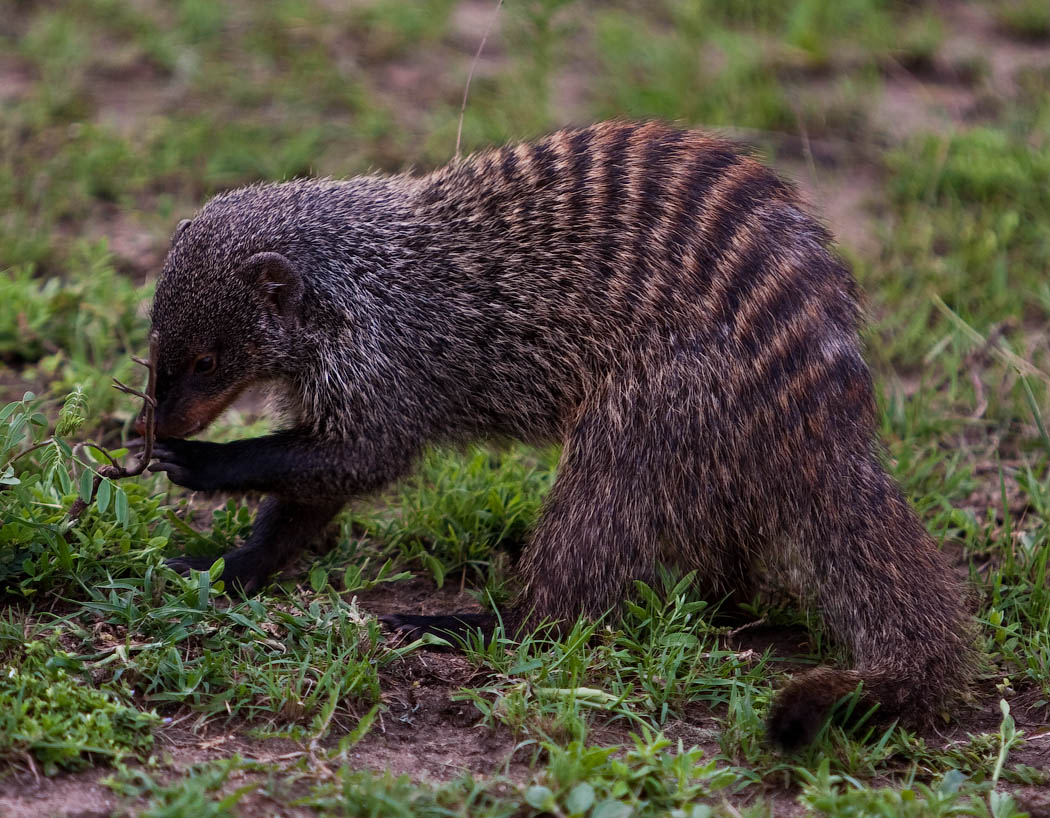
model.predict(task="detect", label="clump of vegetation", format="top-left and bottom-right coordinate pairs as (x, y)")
top-left (0, 636), bottom-right (158, 774)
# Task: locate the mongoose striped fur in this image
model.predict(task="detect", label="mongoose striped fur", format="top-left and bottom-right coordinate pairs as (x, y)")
top-left (146, 121), bottom-right (975, 749)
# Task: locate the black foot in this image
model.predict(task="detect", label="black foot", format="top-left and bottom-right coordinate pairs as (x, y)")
top-left (164, 551), bottom-right (269, 595)
top-left (378, 612), bottom-right (497, 647)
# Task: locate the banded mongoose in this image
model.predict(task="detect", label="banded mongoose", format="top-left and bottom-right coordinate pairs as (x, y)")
top-left (145, 120), bottom-right (974, 749)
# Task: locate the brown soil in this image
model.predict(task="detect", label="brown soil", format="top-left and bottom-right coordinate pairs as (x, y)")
top-left (0, 54), bottom-right (34, 104)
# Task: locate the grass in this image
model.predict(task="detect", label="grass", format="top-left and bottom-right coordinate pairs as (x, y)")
top-left (1, 0), bottom-right (1050, 815)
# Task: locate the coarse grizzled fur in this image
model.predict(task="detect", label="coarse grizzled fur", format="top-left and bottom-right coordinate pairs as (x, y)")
top-left (146, 120), bottom-right (975, 750)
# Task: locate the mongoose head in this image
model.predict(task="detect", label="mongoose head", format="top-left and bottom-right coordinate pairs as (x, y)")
top-left (140, 203), bottom-right (305, 439)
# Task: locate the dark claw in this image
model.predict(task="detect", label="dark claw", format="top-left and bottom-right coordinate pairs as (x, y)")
top-left (148, 439), bottom-right (217, 491)
top-left (164, 554), bottom-right (222, 576)
top-left (378, 612), bottom-right (496, 647)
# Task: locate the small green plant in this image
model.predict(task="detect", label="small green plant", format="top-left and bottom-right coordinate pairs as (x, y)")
top-left (108, 758), bottom-right (256, 818)
top-left (0, 389), bottom-right (166, 595)
top-left (523, 729), bottom-right (743, 818)
top-left (359, 445), bottom-right (555, 586)
top-left (0, 636), bottom-right (158, 774)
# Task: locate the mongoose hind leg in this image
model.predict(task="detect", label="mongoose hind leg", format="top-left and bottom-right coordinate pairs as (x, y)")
top-left (166, 496), bottom-right (346, 593)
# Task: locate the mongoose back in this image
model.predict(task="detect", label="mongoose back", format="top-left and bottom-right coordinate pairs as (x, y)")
top-left (145, 120), bottom-right (974, 749)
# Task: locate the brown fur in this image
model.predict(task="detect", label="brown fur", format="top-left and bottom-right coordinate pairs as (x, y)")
top-left (147, 121), bottom-right (976, 749)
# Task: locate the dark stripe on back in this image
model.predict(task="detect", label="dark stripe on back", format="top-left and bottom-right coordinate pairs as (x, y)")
top-left (703, 166), bottom-right (791, 280)
top-left (593, 125), bottom-right (634, 302)
top-left (499, 145), bottom-right (520, 189)
top-left (793, 352), bottom-right (867, 437)
top-left (530, 137), bottom-right (557, 186)
top-left (525, 137), bottom-right (559, 248)
top-left (474, 155), bottom-right (511, 241)
top-left (567, 128), bottom-right (595, 238)
top-left (621, 129), bottom-right (685, 323)
top-left (733, 275), bottom-right (813, 362)
top-left (654, 146), bottom-right (740, 319)
top-left (666, 146), bottom-right (742, 270)
top-left (717, 226), bottom-right (771, 329)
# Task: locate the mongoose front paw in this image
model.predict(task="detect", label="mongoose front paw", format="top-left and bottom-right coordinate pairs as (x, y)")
top-left (164, 553), bottom-right (264, 595)
top-left (150, 439), bottom-right (220, 491)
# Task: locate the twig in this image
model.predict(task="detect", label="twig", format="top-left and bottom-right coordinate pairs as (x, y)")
top-left (5, 439), bottom-right (56, 468)
top-left (726, 617), bottom-right (767, 640)
top-left (933, 295), bottom-right (1049, 384)
top-left (73, 441), bottom-right (122, 469)
top-left (455, 0), bottom-right (504, 160)
top-left (65, 342), bottom-right (157, 526)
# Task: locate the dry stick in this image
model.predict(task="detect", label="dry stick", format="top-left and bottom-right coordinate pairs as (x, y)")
top-left (454, 0), bottom-right (504, 160)
top-left (65, 343), bottom-right (157, 526)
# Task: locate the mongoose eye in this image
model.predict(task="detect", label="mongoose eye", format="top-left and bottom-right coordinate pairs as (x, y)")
top-left (193, 354), bottom-right (218, 375)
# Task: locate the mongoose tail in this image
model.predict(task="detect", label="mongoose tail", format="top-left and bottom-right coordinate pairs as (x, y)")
top-left (765, 469), bottom-right (976, 749)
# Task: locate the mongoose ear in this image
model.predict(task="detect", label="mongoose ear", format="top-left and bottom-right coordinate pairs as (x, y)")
top-left (171, 219), bottom-right (192, 246)
top-left (243, 252), bottom-right (303, 324)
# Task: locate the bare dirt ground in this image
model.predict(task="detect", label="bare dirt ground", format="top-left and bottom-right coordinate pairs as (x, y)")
top-left (4, 1), bottom-right (1050, 814)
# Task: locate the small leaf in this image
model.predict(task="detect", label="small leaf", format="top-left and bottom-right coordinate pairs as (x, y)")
top-left (198, 567), bottom-right (212, 609)
top-left (208, 557), bottom-right (226, 582)
top-left (57, 386), bottom-right (89, 437)
top-left (524, 786), bottom-right (554, 810)
top-left (566, 782), bottom-right (595, 814)
top-left (96, 479), bottom-right (112, 514)
top-left (114, 487), bottom-right (129, 525)
top-left (343, 564), bottom-right (364, 592)
top-left (309, 565), bottom-right (327, 592)
top-left (79, 469), bottom-right (95, 503)
top-left (508, 658), bottom-right (544, 675)
top-left (591, 799), bottom-right (632, 818)
top-left (56, 463), bottom-right (72, 494)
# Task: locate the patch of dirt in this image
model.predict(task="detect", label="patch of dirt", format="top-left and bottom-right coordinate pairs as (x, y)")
top-left (80, 204), bottom-right (167, 282)
top-left (0, 54), bottom-right (34, 104)
top-left (761, 0), bottom-right (1050, 257)
top-left (0, 767), bottom-right (118, 818)
top-left (872, 76), bottom-right (988, 143)
top-left (780, 158), bottom-right (882, 258)
top-left (354, 651), bottom-right (526, 782)
top-left (88, 48), bottom-right (184, 139)
top-left (356, 574), bottom-right (487, 619)
top-left (939, 693), bottom-right (1050, 809)
top-left (940, 2), bottom-right (1050, 97)
top-left (0, 369), bottom-right (48, 404)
